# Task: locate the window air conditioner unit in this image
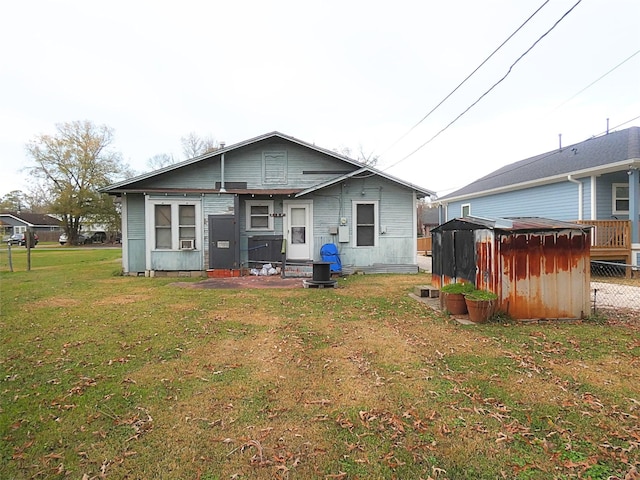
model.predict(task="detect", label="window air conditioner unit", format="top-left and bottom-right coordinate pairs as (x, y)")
top-left (180, 239), bottom-right (195, 250)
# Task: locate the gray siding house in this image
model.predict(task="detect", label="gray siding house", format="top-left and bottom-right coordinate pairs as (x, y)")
top-left (436, 126), bottom-right (640, 267)
top-left (102, 132), bottom-right (435, 276)
top-left (0, 212), bottom-right (62, 238)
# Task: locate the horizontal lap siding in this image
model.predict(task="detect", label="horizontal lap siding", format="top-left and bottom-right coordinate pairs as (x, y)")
top-left (448, 182), bottom-right (580, 221)
top-left (311, 178), bottom-right (417, 266)
top-left (227, 142), bottom-right (359, 189)
top-left (125, 194), bottom-right (146, 272)
top-left (129, 141), bottom-right (360, 191)
top-left (597, 172), bottom-right (629, 219)
top-left (137, 161), bottom-right (220, 189)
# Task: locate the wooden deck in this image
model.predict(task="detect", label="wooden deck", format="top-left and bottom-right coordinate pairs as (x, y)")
top-left (575, 220), bottom-right (632, 264)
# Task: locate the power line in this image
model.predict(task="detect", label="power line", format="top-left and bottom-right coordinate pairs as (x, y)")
top-left (382, 0), bottom-right (583, 172)
top-left (438, 113), bottom-right (640, 196)
top-left (552, 49), bottom-right (640, 112)
top-left (379, 0), bottom-right (551, 157)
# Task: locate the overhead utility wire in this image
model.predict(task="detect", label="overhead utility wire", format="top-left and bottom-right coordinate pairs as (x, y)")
top-left (383, 0), bottom-right (583, 172)
top-left (441, 113), bottom-right (640, 192)
top-left (552, 48), bottom-right (640, 112)
top-left (379, 0), bottom-right (551, 157)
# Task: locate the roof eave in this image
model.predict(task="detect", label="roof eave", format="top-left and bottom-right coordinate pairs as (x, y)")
top-left (439, 157), bottom-right (640, 204)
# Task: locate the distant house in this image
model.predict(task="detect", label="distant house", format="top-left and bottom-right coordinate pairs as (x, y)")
top-left (0, 212), bottom-right (62, 239)
top-left (101, 131), bottom-right (435, 276)
top-left (437, 126), bottom-right (640, 267)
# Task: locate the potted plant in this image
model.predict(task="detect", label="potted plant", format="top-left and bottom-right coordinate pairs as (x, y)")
top-left (441, 282), bottom-right (474, 315)
top-left (464, 289), bottom-right (498, 323)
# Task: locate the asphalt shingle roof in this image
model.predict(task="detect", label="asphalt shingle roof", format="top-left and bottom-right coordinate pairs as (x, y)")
top-left (440, 126), bottom-right (640, 200)
top-left (0, 212), bottom-right (61, 226)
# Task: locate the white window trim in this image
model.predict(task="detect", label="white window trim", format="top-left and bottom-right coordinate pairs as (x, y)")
top-left (146, 197), bottom-right (202, 251)
top-left (14, 225), bottom-right (27, 234)
top-left (352, 200), bottom-right (378, 247)
top-left (461, 203), bottom-right (471, 217)
top-left (612, 183), bottom-right (629, 215)
top-left (246, 200), bottom-right (274, 231)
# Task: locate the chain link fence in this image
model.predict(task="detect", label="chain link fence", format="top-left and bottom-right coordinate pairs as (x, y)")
top-left (590, 261), bottom-right (640, 317)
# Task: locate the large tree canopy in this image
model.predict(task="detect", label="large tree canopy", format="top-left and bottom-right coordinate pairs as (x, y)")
top-left (26, 120), bottom-right (129, 243)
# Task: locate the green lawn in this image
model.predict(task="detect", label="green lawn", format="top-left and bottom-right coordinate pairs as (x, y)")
top-left (1, 248), bottom-right (639, 479)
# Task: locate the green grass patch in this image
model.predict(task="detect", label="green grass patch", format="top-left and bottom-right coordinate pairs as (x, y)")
top-left (1, 249), bottom-right (638, 479)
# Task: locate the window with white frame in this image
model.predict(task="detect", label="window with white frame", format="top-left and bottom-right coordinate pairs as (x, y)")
top-left (152, 201), bottom-right (199, 250)
top-left (612, 183), bottom-right (629, 214)
top-left (353, 201), bottom-right (378, 247)
top-left (14, 225), bottom-right (27, 234)
top-left (246, 200), bottom-right (274, 231)
top-left (461, 204), bottom-right (471, 217)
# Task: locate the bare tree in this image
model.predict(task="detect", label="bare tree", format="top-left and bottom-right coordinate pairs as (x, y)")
top-left (333, 145), bottom-right (379, 166)
top-left (146, 153), bottom-right (176, 171)
top-left (25, 120), bottom-right (129, 245)
top-left (181, 132), bottom-right (219, 159)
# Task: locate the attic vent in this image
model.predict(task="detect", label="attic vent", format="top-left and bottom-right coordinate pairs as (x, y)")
top-left (263, 151), bottom-right (287, 184)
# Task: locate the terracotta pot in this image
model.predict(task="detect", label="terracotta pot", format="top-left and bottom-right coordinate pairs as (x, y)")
top-left (444, 293), bottom-right (468, 315)
top-left (465, 298), bottom-right (495, 323)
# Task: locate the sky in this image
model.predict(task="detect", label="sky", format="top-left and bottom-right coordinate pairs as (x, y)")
top-left (1, 0), bottom-right (639, 200)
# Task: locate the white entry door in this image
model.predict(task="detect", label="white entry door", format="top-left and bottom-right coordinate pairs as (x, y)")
top-left (284, 201), bottom-right (313, 260)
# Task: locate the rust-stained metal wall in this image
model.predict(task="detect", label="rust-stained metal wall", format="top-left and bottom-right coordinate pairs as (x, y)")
top-left (432, 219), bottom-right (591, 320)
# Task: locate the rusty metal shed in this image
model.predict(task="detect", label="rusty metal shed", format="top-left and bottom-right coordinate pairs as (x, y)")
top-left (431, 216), bottom-right (592, 320)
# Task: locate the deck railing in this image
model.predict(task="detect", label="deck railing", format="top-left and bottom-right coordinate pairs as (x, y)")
top-left (575, 220), bottom-right (631, 249)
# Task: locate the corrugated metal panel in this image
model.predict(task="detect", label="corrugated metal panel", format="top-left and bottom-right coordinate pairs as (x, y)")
top-left (496, 229), bottom-right (590, 319)
top-left (433, 219), bottom-right (591, 320)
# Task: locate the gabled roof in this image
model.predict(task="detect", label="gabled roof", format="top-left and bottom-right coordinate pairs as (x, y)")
top-left (104, 131), bottom-right (384, 193)
top-left (102, 131), bottom-right (435, 197)
top-left (0, 212), bottom-right (62, 227)
top-left (440, 126), bottom-right (640, 202)
top-left (295, 167), bottom-right (436, 199)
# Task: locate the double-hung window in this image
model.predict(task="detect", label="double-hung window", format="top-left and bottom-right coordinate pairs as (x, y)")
top-left (246, 200), bottom-right (274, 231)
top-left (152, 201), bottom-right (199, 250)
top-left (612, 183), bottom-right (629, 214)
top-left (353, 201), bottom-right (378, 247)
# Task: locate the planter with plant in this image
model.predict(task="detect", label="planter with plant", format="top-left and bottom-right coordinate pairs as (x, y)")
top-left (464, 289), bottom-right (498, 323)
top-left (440, 282), bottom-right (474, 314)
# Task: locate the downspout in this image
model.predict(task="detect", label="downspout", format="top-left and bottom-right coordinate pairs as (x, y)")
top-left (590, 175), bottom-right (597, 220)
top-left (567, 175), bottom-right (583, 220)
top-left (630, 167), bottom-right (639, 244)
top-left (219, 153), bottom-right (226, 193)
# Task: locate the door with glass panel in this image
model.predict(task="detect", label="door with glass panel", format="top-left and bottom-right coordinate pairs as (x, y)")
top-left (284, 201), bottom-right (312, 260)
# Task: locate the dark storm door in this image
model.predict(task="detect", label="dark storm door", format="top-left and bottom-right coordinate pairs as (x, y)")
top-left (208, 215), bottom-right (239, 269)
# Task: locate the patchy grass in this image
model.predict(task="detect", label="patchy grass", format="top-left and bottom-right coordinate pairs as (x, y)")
top-left (1, 248), bottom-right (639, 479)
